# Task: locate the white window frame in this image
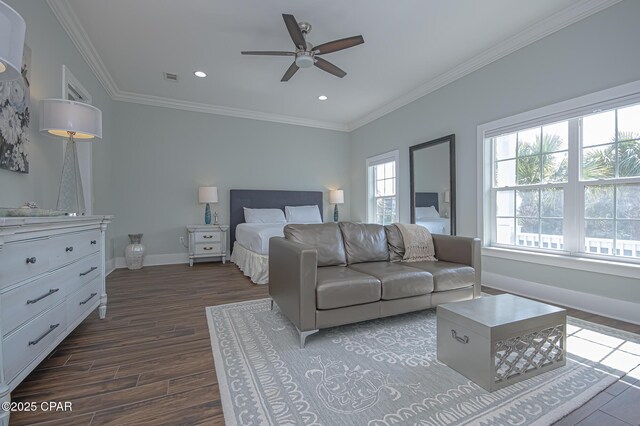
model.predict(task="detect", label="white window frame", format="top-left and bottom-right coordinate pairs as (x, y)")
top-left (477, 79), bottom-right (640, 279)
top-left (366, 150), bottom-right (400, 224)
top-left (62, 65), bottom-right (93, 215)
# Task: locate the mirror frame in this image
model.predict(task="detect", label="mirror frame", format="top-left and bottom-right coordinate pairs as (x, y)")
top-left (409, 134), bottom-right (456, 235)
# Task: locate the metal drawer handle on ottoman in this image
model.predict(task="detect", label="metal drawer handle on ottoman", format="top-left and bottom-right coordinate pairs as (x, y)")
top-left (29, 323), bottom-right (60, 346)
top-left (451, 329), bottom-right (469, 344)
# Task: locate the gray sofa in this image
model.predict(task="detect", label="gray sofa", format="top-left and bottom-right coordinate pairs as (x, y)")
top-left (269, 222), bottom-right (481, 347)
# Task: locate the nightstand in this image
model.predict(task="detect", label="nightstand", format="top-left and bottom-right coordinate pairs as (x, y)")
top-left (186, 224), bottom-right (229, 266)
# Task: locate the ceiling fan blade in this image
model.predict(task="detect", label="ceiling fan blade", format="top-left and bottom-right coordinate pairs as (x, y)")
top-left (314, 57), bottom-right (346, 78)
top-left (281, 62), bottom-right (299, 82)
top-left (314, 35), bottom-right (364, 55)
top-left (282, 14), bottom-right (306, 50)
top-left (241, 51), bottom-right (295, 56)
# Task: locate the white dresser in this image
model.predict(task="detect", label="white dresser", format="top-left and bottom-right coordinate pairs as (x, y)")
top-left (186, 224), bottom-right (228, 266)
top-left (0, 215), bottom-right (111, 426)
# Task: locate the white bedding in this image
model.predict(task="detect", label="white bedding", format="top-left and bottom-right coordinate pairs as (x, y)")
top-left (416, 218), bottom-right (451, 235)
top-left (235, 223), bottom-right (286, 255)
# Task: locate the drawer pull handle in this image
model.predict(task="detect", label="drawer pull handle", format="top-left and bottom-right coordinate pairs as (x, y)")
top-left (66, 246), bottom-right (74, 252)
top-left (80, 266), bottom-right (98, 277)
top-left (29, 323), bottom-right (60, 346)
top-left (90, 240), bottom-right (97, 245)
top-left (27, 288), bottom-right (60, 305)
top-left (203, 247), bottom-right (214, 251)
top-left (26, 257), bottom-right (37, 264)
top-left (451, 329), bottom-right (469, 344)
top-left (203, 235), bottom-right (214, 239)
top-left (80, 292), bottom-right (98, 305)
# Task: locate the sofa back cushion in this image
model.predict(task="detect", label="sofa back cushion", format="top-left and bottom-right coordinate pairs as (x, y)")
top-left (284, 223), bottom-right (347, 266)
top-left (339, 222), bottom-right (389, 264)
top-left (385, 224), bottom-right (405, 262)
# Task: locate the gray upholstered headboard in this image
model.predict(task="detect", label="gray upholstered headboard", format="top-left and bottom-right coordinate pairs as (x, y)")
top-left (415, 192), bottom-right (439, 213)
top-left (229, 189), bottom-right (323, 252)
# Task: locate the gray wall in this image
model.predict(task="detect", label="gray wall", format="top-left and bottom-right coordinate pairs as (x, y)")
top-left (110, 101), bottom-right (351, 257)
top-left (0, 0), bottom-right (115, 260)
top-left (350, 0), bottom-right (640, 304)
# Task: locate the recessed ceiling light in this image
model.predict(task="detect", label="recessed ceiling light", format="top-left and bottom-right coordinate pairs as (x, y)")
top-left (318, 95), bottom-right (328, 101)
top-left (194, 71), bottom-right (207, 78)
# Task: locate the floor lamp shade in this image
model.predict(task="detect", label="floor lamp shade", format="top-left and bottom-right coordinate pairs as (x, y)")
top-left (39, 99), bottom-right (103, 215)
top-left (0, 1), bottom-right (26, 81)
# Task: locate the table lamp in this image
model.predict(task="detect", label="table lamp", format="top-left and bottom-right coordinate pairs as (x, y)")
top-left (329, 189), bottom-right (344, 222)
top-left (0, 1), bottom-right (26, 82)
top-left (40, 99), bottom-right (102, 215)
top-left (199, 186), bottom-right (218, 225)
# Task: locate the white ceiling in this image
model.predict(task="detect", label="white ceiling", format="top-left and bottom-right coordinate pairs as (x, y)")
top-left (51, 0), bottom-right (616, 130)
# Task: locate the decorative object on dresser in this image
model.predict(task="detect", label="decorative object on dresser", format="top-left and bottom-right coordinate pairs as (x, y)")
top-left (124, 233), bottom-right (145, 270)
top-left (39, 99), bottom-right (102, 215)
top-left (187, 224), bottom-right (228, 266)
top-left (0, 1), bottom-right (25, 82)
top-left (329, 189), bottom-right (344, 222)
top-left (198, 186), bottom-right (218, 225)
top-left (0, 215), bottom-right (111, 426)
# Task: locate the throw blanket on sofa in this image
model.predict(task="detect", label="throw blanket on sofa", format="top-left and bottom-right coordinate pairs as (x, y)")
top-left (395, 223), bottom-right (437, 262)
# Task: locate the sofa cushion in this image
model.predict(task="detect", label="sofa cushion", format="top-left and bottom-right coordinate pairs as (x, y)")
top-left (284, 223), bottom-right (347, 267)
top-left (405, 261), bottom-right (474, 292)
top-left (339, 222), bottom-right (389, 264)
top-left (348, 262), bottom-right (433, 300)
top-left (385, 224), bottom-right (405, 262)
top-left (316, 267), bottom-right (381, 309)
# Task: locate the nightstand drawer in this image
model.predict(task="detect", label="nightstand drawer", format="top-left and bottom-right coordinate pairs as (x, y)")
top-left (195, 243), bottom-right (222, 255)
top-left (194, 232), bottom-right (221, 243)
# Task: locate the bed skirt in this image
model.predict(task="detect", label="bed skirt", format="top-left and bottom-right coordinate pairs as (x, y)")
top-left (230, 242), bottom-right (269, 284)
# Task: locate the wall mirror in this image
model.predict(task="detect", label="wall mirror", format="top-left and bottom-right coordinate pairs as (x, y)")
top-left (409, 134), bottom-right (456, 235)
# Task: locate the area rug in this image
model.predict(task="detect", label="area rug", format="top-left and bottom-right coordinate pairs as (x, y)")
top-left (206, 299), bottom-right (640, 425)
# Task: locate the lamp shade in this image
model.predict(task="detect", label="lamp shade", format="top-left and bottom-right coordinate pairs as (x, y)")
top-left (39, 99), bottom-right (102, 140)
top-left (0, 1), bottom-right (25, 81)
top-left (199, 186), bottom-right (218, 204)
top-left (329, 189), bottom-right (344, 205)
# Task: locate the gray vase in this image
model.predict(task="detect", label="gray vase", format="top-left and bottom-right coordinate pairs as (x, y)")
top-left (125, 233), bottom-right (145, 270)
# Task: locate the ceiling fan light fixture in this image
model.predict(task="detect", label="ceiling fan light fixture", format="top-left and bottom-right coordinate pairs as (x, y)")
top-left (295, 52), bottom-right (314, 69)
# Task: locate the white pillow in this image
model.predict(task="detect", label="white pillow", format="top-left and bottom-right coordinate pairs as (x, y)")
top-left (285, 205), bottom-right (322, 224)
top-left (416, 206), bottom-right (440, 219)
top-left (243, 207), bottom-right (286, 224)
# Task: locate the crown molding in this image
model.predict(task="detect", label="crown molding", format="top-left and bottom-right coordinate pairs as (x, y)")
top-left (347, 0), bottom-right (624, 131)
top-left (48, 0), bottom-right (622, 133)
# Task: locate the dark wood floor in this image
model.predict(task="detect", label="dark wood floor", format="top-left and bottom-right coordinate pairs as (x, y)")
top-left (8, 264), bottom-right (639, 425)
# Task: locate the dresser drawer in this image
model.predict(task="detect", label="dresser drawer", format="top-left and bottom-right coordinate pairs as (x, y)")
top-left (3, 304), bottom-right (67, 384)
top-left (67, 277), bottom-right (101, 324)
top-left (50, 229), bottom-right (101, 267)
top-left (194, 231), bottom-right (221, 243)
top-left (67, 253), bottom-right (102, 295)
top-left (195, 243), bottom-right (222, 255)
top-left (1, 269), bottom-right (67, 337)
top-left (0, 238), bottom-right (51, 290)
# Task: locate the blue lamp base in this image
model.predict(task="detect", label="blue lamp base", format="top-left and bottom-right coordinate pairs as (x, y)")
top-left (205, 203), bottom-right (212, 225)
top-left (333, 204), bottom-right (339, 222)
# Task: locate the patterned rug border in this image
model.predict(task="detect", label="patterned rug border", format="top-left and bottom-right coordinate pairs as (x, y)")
top-left (205, 298), bottom-right (639, 426)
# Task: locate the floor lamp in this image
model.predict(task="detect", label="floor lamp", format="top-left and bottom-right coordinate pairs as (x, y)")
top-left (40, 99), bottom-right (102, 215)
top-left (0, 1), bottom-right (26, 82)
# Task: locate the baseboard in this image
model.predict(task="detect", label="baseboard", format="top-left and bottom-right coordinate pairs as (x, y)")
top-left (484, 271), bottom-right (640, 325)
top-left (114, 253), bottom-right (190, 269)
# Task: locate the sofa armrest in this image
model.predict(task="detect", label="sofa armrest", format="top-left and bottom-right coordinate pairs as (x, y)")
top-left (269, 237), bottom-right (318, 332)
top-left (432, 235), bottom-right (481, 298)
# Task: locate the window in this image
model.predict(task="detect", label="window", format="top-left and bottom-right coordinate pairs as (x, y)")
top-left (483, 99), bottom-right (640, 262)
top-left (367, 150), bottom-right (399, 225)
top-left (62, 65), bottom-right (93, 215)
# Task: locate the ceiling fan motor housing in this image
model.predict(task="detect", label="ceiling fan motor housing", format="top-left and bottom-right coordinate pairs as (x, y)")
top-left (295, 52), bottom-right (314, 68)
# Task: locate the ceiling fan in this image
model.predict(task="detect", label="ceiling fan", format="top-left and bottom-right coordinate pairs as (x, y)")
top-left (241, 14), bottom-right (364, 82)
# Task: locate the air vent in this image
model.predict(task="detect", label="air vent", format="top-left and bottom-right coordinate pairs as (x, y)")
top-left (163, 72), bottom-right (179, 82)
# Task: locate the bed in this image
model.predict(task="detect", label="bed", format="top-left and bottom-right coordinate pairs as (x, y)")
top-left (229, 189), bottom-right (323, 284)
top-left (415, 192), bottom-right (451, 235)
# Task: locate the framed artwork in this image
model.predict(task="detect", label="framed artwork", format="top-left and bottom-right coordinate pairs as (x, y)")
top-left (0, 44), bottom-right (31, 173)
